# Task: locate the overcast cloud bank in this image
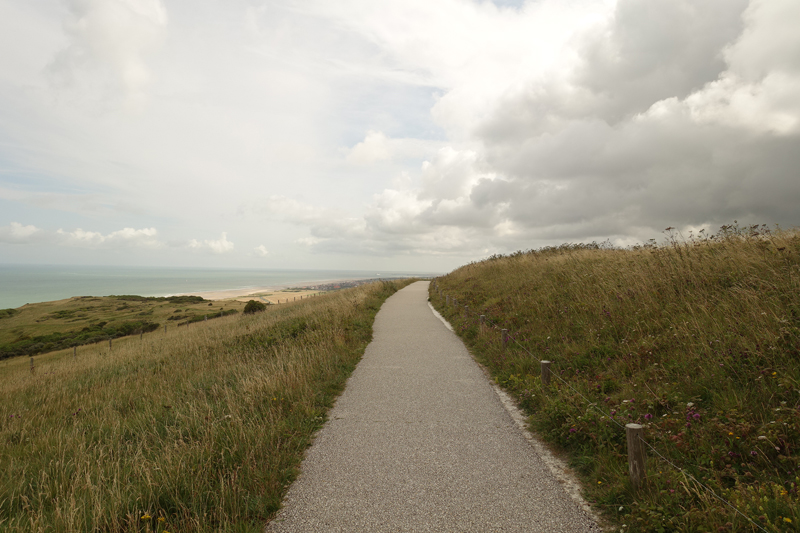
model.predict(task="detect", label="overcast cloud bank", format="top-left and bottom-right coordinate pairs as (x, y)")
top-left (0, 0), bottom-right (798, 270)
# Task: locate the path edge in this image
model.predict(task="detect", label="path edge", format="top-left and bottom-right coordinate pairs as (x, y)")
top-left (427, 300), bottom-right (606, 528)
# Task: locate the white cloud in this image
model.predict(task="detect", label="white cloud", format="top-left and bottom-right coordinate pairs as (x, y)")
top-left (253, 244), bottom-right (269, 257)
top-left (56, 226), bottom-right (163, 248)
top-left (346, 130), bottom-right (444, 165)
top-left (47, 0), bottom-right (168, 109)
top-left (0, 222), bottom-right (44, 244)
top-left (188, 232), bottom-right (234, 254)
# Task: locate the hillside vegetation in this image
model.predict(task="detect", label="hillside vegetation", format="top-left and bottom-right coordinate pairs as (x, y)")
top-left (0, 295), bottom-right (243, 360)
top-left (0, 279), bottom-right (412, 532)
top-left (431, 224), bottom-right (800, 533)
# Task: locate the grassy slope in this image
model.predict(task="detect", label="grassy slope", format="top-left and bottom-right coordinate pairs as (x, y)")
top-left (431, 227), bottom-right (799, 533)
top-left (0, 279), bottom-right (413, 532)
top-left (0, 295), bottom-right (246, 359)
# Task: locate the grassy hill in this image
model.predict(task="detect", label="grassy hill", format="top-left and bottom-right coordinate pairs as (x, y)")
top-left (0, 279), bottom-right (413, 532)
top-left (0, 294), bottom-right (243, 360)
top-left (431, 224), bottom-right (799, 533)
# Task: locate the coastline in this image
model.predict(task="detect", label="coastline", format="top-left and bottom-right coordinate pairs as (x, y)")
top-left (171, 276), bottom-right (411, 302)
top-left (0, 265), bottom-right (437, 309)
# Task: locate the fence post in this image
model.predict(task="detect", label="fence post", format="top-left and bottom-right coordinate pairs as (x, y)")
top-left (501, 329), bottom-right (508, 350)
top-left (140, 332), bottom-right (143, 340)
top-left (464, 305), bottom-right (468, 318)
top-left (73, 346), bottom-right (77, 359)
top-left (626, 424), bottom-right (646, 489)
top-left (479, 315), bottom-right (485, 332)
top-left (540, 360), bottom-right (551, 385)
top-left (30, 356), bottom-right (34, 374)
top-left (446, 295), bottom-right (450, 305)
top-left (164, 325), bottom-right (167, 335)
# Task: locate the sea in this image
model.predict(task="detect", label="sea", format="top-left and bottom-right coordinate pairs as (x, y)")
top-left (0, 265), bottom-right (439, 310)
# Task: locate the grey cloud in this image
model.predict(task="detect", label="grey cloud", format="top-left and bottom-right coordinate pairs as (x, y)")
top-left (574, 0), bottom-right (749, 122)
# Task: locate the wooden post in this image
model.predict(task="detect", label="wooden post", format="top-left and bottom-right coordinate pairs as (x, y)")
top-left (164, 325), bottom-right (167, 335)
top-left (540, 360), bottom-right (551, 385)
top-left (464, 305), bottom-right (468, 318)
top-left (109, 338), bottom-right (112, 350)
top-left (479, 315), bottom-right (485, 332)
top-left (30, 356), bottom-right (34, 374)
top-left (446, 295), bottom-right (450, 305)
top-left (140, 332), bottom-right (143, 340)
top-left (626, 424), bottom-right (646, 489)
top-left (501, 329), bottom-right (508, 350)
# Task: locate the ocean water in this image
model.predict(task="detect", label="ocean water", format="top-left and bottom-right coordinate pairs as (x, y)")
top-left (0, 265), bottom-right (438, 309)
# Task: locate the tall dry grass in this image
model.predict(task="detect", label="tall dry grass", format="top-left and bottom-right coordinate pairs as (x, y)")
top-left (1, 280), bottom-right (411, 532)
top-left (433, 225), bottom-right (799, 532)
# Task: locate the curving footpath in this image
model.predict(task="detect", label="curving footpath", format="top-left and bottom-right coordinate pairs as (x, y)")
top-left (266, 281), bottom-right (600, 532)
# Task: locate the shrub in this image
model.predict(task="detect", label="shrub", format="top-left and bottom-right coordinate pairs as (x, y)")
top-left (243, 300), bottom-right (267, 314)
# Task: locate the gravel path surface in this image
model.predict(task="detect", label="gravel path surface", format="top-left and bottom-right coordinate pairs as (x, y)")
top-left (266, 281), bottom-right (600, 532)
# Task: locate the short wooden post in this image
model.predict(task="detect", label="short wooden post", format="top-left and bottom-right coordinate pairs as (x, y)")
top-left (626, 423), bottom-right (646, 489)
top-left (464, 305), bottom-right (468, 318)
top-left (540, 360), bottom-right (551, 385)
top-left (140, 332), bottom-right (143, 340)
top-left (479, 315), bottom-right (485, 332)
top-left (164, 325), bottom-right (167, 334)
top-left (501, 329), bottom-right (508, 350)
top-left (446, 295), bottom-right (450, 305)
top-left (30, 356), bottom-right (34, 374)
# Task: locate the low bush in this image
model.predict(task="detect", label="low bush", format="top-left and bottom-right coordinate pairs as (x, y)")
top-left (243, 300), bottom-right (267, 314)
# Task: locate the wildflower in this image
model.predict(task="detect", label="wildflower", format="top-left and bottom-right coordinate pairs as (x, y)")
top-left (141, 514), bottom-right (151, 521)
top-left (569, 427), bottom-right (577, 433)
top-left (644, 413), bottom-right (653, 420)
top-left (598, 481), bottom-right (602, 484)
top-left (158, 517), bottom-right (166, 523)
top-left (750, 451), bottom-right (758, 456)
top-left (784, 518), bottom-right (792, 524)
top-left (728, 432), bottom-right (733, 436)
top-left (693, 413), bottom-right (701, 420)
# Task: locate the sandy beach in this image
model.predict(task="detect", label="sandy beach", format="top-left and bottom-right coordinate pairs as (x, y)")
top-left (175, 277), bottom-right (397, 303)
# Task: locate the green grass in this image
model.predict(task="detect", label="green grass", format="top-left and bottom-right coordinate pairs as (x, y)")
top-left (0, 295), bottom-right (246, 360)
top-left (431, 224), bottom-right (800, 533)
top-left (0, 279), bottom-right (412, 532)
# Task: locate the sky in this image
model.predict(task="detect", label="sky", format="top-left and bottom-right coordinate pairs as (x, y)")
top-left (0, 0), bottom-right (798, 273)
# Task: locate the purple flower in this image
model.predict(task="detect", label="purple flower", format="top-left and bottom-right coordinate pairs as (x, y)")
top-left (644, 413), bottom-right (653, 420)
top-left (693, 413), bottom-right (701, 420)
top-left (686, 422), bottom-right (692, 428)
top-left (569, 427), bottom-right (577, 433)
top-left (750, 451), bottom-right (758, 456)
top-left (611, 410), bottom-right (617, 416)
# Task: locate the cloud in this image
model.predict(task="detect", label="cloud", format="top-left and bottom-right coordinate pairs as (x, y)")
top-left (0, 222), bottom-right (44, 244)
top-left (253, 244), bottom-right (269, 257)
top-left (47, 0), bottom-right (168, 109)
top-left (346, 130), bottom-right (444, 165)
top-left (188, 232), bottom-right (234, 254)
top-left (56, 226), bottom-right (163, 248)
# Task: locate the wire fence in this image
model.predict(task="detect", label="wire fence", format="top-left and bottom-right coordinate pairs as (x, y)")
top-left (432, 280), bottom-right (771, 533)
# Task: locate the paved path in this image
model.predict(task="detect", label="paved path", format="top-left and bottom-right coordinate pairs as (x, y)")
top-left (266, 281), bottom-right (599, 532)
